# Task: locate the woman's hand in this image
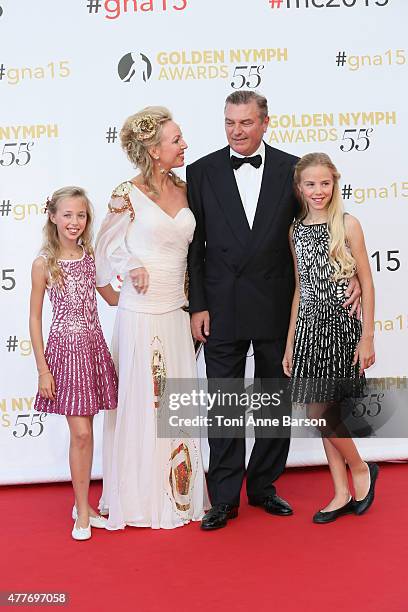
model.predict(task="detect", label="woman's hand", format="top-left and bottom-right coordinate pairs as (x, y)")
top-left (352, 337), bottom-right (375, 375)
top-left (282, 344), bottom-right (294, 377)
top-left (129, 267), bottom-right (149, 294)
top-left (38, 371), bottom-right (56, 401)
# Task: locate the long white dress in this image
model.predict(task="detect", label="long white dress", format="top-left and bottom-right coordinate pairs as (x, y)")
top-left (95, 180), bottom-right (208, 529)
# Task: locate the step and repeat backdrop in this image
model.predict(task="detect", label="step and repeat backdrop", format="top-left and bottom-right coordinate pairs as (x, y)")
top-left (1, 0), bottom-right (407, 484)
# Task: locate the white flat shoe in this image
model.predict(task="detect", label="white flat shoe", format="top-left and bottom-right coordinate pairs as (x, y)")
top-left (72, 506), bottom-right (108, 529)
top-left (72, 521), bottom-right (91, 541)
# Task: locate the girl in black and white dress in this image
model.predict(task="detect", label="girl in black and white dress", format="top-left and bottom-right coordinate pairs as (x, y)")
top-left (283, 152), bottom-right (378, 523)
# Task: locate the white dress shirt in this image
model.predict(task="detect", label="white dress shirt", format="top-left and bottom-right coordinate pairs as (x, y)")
top-left (230, 141), bottom-right (265, 229)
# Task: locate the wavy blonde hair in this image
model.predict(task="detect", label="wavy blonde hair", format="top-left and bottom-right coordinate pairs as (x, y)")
top-left (41, 186), bottom-right (94, 285)
top-left (294, 152), bottom-right (356, 281)
top-left (120, 106), bottom-right (185, 197)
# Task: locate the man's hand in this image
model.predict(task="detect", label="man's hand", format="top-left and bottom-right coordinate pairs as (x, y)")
top-left (343, 275), bottom-right (361, 318)
top-left (191, 311), bottom-right (210, 343)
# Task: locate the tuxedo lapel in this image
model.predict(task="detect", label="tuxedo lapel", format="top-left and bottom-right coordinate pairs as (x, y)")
top-left (251, 145), bottom-right (287, 240)
top-left (238, 144), bottom-right (291, 270)
top-left (207, 147), bottom-right (251, 247)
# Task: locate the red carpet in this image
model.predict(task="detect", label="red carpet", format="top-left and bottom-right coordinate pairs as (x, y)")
top-left (1, 463), bottom-right (407, 612)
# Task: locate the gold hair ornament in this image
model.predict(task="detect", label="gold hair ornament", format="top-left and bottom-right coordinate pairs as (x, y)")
top-left (131, 114), bottom-right (158, 142)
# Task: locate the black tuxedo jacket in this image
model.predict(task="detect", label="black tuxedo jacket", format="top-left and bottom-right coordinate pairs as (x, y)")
top-left (187, 142), bottom-right (299, 341)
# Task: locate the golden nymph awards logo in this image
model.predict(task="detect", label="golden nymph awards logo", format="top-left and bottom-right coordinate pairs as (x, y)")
top-left (0, 125), bottom-right (59, 168)
top-left (267, 111), bottom-right (397, 149)
top-left (156, 48), bottom-right (288, 82)
top-left (0, 397), bottom-right (47, 438)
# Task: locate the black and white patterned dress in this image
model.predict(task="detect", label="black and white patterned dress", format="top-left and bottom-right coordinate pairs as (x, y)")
top-left (291, 219), bottom-right (364, 402)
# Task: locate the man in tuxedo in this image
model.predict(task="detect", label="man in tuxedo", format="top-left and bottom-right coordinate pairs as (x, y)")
top-left (187, 90), bottom-right (361, 530)
top-left (187, 91), bottom-right (298, 530)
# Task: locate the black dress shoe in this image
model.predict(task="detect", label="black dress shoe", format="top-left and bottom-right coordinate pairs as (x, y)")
top-left (313, 498), bottom-right (354, 524)
top-left (354, 462), bottom-right (379, 516)
top-left (248, 494), bottom-right (293, 516)
top-left (200, 504), bottom-right (238, 531)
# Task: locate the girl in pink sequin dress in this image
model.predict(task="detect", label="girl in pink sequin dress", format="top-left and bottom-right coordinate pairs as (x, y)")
top-left (30, 186), bottom-right (118, 541)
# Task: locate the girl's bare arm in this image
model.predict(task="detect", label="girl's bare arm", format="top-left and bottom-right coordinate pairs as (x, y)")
top-left (345, 215), bottom-right (375, 373)
top-left (282, 224), bottom-right (300, 376)
top-left (29, 258), bottom-right (55, 399)
top-left (97, 284), bottom-right (119, 306)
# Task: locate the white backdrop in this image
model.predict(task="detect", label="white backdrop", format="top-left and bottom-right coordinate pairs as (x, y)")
top-left (0, 0), bottom-right (407, 484)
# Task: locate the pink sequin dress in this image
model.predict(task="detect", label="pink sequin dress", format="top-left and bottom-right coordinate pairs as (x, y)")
top-left (34, 249), bottom-right (118, 416)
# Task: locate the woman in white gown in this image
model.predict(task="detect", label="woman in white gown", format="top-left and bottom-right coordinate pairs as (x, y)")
top-left (95, 107), bottom-right (208, 529)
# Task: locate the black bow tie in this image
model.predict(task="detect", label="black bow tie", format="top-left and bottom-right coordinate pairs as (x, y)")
top-left (231, 154), bottom-right (262, 170)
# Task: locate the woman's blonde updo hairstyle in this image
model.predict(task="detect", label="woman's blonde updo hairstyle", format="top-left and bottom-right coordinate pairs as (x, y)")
top-left (120, 106), bottom-right (185, 197)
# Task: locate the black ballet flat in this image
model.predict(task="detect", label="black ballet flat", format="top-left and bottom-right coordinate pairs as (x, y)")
top-left (312, 498), bottom-right (354, 524)
top-left (354, 462), bottom-right (379, 516)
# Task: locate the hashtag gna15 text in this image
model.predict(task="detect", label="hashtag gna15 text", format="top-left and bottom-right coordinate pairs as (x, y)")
top-left (89, 0), bottom-right (188, 20)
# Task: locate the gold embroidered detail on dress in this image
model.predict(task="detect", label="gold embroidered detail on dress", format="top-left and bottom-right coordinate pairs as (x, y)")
top-left (151, 336), bottom-right (166, 408)
top-left (108, 181), bottom-right (135, 220)
top-left (169, 442), bottom-right (192, 511)
top-left (112, 181), bottom-right (133, 198)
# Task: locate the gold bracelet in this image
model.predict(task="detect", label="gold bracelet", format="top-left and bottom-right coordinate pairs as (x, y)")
top-left (38, 369), bottom-right (51, 376)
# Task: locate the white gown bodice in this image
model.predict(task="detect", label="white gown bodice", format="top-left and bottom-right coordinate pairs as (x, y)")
top-left (95, 181), bottom-right (195, 314)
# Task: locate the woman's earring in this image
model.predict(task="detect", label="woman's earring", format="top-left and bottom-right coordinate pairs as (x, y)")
top-left (155, 157), bottom-right (167, 175)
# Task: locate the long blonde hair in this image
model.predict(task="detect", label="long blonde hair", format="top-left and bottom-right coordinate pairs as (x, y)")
top-left (294, 153), bottom-right (356, 281)
top-left (120, 106), bottom-right (185, 197)
top-left (41, 186), bottom-right (94, 285)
